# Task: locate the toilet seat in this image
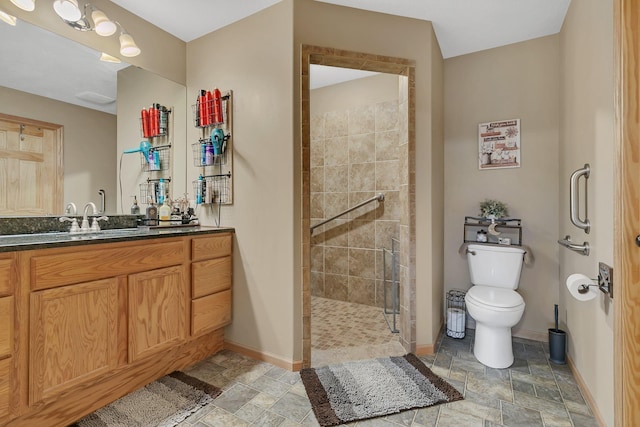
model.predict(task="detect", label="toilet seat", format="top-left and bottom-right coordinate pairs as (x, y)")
top-left (466, 286), bottom-right (524, 310)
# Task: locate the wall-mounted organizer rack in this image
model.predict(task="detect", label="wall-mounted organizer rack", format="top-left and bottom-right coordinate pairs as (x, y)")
top-left (138, 104), bottom-right (173, 204)
top-left (191, 89), bottom-right (233, 226)
top-left (463, 216), bottom-right (523, 246)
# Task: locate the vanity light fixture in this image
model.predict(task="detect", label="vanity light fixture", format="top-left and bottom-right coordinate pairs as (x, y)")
top-left (52, 2), bottom-right (141, 57)
top-left (118, 26), bottom-right (140, 57)
top-left (53, 0), bottom-right (81, 22)
top-left (99, 52), bottom-right (121, 63)
top-left (0, 10), bottom-right (17, 25)
top-left (9, 0), bottom-right (35, 12)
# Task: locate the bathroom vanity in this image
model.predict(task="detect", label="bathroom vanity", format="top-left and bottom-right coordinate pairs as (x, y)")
top-left (0, 227), bottom-right (233, 427)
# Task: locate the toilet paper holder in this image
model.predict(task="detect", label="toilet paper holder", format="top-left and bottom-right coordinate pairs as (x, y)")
top-left (576, 262), bottom-right (613, 298)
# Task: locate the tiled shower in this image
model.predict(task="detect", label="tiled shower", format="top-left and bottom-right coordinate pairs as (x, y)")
top-left (309, 96), bottom-right (401, 309)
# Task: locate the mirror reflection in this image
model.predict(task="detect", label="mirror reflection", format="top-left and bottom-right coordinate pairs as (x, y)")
top-left (0, 18), bottom-right (186, 216)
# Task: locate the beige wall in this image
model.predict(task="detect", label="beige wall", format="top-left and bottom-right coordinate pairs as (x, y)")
top-left (559, 0), bottom-right (614, 425)
top-left (116, 67), bottom-right (187, 213)
top-left (0, 86), bottom-right (117, 213)
top-left (295, 0), bottom-right (443, 357)
top-left (186, 1), bottom-right (296, 361)
top-left (444, 35), bottom-right (561, 338)
top-left (2, 0), bottom-right (186, 84)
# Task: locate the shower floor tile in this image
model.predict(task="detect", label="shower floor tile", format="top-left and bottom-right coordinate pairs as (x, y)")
top-left (310, 296), bottom-right (404, 367)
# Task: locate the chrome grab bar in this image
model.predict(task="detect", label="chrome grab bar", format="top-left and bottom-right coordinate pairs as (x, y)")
top-left (310, 193), bottom-right (384, 233)
top-left (558, 235), bottom-right (590, 256)
top-left (569, 164), bottom-right (590, 233)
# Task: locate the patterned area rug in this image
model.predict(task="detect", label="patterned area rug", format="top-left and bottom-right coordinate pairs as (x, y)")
top-left (71, 371), bottom-right (221, 427)
top-left (300, 353), bottom-right (463, 427)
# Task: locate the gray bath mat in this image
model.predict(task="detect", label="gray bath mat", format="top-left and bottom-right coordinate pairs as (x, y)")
top-left (300, 353), bottom-right (463, 426)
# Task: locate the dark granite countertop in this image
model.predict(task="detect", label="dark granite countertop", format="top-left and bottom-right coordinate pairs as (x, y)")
top-left (0, 225), bottom-right (234, 253)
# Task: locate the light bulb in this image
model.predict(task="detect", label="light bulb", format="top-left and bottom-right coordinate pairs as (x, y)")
top-left (53, 0), bottom-right (81, 22)
top-left (10, 0), bottom-right (35, 12)
top-left (99, 52), bottom-right (121, 63)
top-left (0, 10), bottom-right (17, 25)
top-left (92, 9), bottom-right (116, 36)
top-left (119, 32), bottom-right (140, 57)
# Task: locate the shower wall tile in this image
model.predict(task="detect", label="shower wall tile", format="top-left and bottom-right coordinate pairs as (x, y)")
top-left (310, 193), bottom-right (324, 220)
top-left (311, 244), bottom-right (324, 272)
top-left (311, 114), bottom-right (325, 141)
top-left (375, 220), bottom-right (399, 252)
top-left (378, 191), bottom-right (400, 221)
top-left (349, 163), bottom-right (375, 192)
top-left (325, 110), bottom-right (348, 138)
top-left (348, 191), bottom-right (376, 221)
top-left (349, 133), bottom-right (375, 164)
top-left (325, 136), bottom-right (348, 166)
top-left (376, 100), bottom-right (399, 132)
top-left (376, 130), bottom-right (399, 161)
top-left (325, 165), bottom-right (349, 193)
top-left (311, 139), bottom-right (324, 167)
top-left (348, 105), bottom-right (375, 135)
top-left (349, 220), bottom-right (376, 249)
top-left (349, 277), bottom-right (375, 306)
top-left (348, 248), bottom-right (376, 279)
top-left (324, 219), bottom-right (349, 247)
top-left (324, 193), bottom-right (349, 223)
top-left (325, 246), bottom-right (349, 275)
top-left (376, 160), bottom-right (400, 191)
top-left (311, 166), bottom-right (324, 192)
top-left (311, 271), bottom-right (324, 297)
top-left (325, 273), bottom-right (348, 302)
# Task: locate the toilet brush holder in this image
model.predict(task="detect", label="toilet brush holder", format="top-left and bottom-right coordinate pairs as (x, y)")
top-left (548, 328), bottom-right (567, 365)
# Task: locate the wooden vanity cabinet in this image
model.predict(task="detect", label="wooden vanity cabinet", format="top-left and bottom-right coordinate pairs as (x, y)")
top-left (0, 256), bottom-right (16, 423)
top-left (3, 231), bottom-right (233, 427)
top-left (191, 234), bottom-right (232, 336)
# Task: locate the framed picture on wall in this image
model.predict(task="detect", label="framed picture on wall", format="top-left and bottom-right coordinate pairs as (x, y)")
top-left (478, 119), bottom-right (521, 170)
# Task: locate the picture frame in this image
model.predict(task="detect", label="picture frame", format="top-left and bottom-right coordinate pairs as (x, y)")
top-left (478, 119), bottom-right (521, 170)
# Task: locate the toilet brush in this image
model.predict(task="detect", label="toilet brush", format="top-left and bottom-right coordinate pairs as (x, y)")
top-left (549, 303), bottom-right (566, 364)
top-left (554, 304), bottom-right (559, 332)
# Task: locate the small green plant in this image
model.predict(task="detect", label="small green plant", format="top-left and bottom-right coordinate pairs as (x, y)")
top-left (479, 199), bottom-right (509, 219)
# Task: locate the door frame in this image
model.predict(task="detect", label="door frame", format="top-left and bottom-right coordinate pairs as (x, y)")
top-left (299, 45), bottom-right (416, 368)
top-left (614, 0), bottom-right (640, 425)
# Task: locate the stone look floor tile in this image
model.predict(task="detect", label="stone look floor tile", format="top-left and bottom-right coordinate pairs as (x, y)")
top-left (162, 300), bottom-right (600, 427)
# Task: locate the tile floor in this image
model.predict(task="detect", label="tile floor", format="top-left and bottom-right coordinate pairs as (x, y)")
top-left (174, 298), bottom-right (599, 427)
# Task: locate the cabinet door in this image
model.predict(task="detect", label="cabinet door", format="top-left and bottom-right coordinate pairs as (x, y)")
top-left (128, 265), bottom-right (186, 362)
top-left (29, 278), bottom-right (119, 405)
top-left (0, 357), bottom-right (10, 421)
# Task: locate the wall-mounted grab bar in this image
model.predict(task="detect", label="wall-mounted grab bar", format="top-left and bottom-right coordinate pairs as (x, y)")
top-left (558, 235), bottom-right (590, 256)
top-left (569, 163), bottom-right (590, 233)
top-left (310, 193), bottom-right (384, 233)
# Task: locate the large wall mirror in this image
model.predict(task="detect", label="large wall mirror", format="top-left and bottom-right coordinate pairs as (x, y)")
top-left (0, 18), bottom-right (186, 216)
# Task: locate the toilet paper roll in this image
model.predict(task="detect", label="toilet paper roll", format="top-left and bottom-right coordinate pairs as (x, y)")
top-left (446, 308), bottom-right (466, 337)
top-left (566, 273), bottom-right (598, 301)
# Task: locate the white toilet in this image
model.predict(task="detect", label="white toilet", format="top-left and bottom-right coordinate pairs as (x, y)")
top-left (464, 244), bottom-right (525, 369)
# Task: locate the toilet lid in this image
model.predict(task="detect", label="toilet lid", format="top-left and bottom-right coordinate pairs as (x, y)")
top-left (466, 286), bottom-right (524, 308)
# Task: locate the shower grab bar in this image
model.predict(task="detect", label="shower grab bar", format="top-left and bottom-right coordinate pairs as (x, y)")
top-left (558, 235), bottom-right (590, 256)
top-left (569, 163), bottom-right (590, 234)
top-left (310, 193), bottom-right (384, 233)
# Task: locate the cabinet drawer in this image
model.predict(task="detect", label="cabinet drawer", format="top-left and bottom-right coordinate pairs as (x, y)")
top-left (0, 297), bottom-right (13, 358)
top-left (191, 289), bottom-right (231, 336)
top-left (32, 240), bottom-right (184, 290)
top-left (0, 357), bottom-right (10, 421)
top-left (192, 234), bottom-right (232, 262)
top-left (0, 259), bottom-right (14, 296)
top-left (192, 257), bottom-right (232, 299)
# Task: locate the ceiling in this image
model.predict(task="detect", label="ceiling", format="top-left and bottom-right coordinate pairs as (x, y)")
top-left (0, 0), bottom-right (570, 113)
top-left (111, 0), bottom-right (571, 58)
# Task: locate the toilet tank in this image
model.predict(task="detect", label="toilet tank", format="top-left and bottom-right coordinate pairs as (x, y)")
top-left (466, 244), bottom-right (525, 289)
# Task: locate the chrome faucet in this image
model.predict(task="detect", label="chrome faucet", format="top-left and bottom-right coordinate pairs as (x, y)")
top-left (81, 202), bottom-right (97, 231)
top-left (65, 202), bottom-right (77, 215)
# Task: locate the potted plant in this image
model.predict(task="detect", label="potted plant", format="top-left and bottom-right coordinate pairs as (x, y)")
top-left (479, 199), bottom-right (509, 219)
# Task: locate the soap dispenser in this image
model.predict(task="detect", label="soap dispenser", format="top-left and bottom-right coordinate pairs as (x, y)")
top-left (146, 201), bottom-right (158, 226)
top-left (159, 199), bottom-right (171, 224)
top-left (130, 196), bottom-right (140, 215)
